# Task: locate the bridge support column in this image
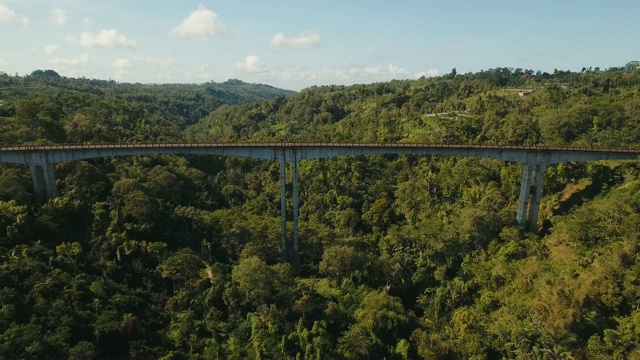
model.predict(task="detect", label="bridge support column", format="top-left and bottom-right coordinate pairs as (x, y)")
top-left (517, 163), bottom-right (533, 224)
top-left (278, 148), bottom-right (301, 273)
top-left (527, 163), bottom-right (547, 232)
top-left (29, 162), bottom-right (58, 204)
top-left (279, 153), bottom-right (288, 263)
top-left (292, 151), bottom-right (300, 274)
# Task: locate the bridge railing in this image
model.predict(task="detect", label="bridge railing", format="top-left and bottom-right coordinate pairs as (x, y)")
top-left (1, 142), bottom-right (640, 153)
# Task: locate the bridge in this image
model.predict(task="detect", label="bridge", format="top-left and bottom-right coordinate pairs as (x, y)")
top-left (1, 142), bottom-right (639, 272)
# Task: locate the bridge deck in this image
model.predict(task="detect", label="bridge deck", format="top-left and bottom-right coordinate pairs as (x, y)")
top-left (5, 142), bottom-right (640, 240)
top-left (1, 142), bottom-right (639, 153)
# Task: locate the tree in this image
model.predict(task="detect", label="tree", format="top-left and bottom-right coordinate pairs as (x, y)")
top-left (339, 291), bottom-right (413, 359)
top-left (319, 245), bottom-right (381, 285)
top-left (158, 248), bottom-right (201, 291)
top-left (230, 256), bottom-right (292, 307)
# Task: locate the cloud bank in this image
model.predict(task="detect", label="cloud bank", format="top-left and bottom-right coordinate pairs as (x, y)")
top-left (66, 29), bottom-right (137, 48)
top-left (51, 8), bottom-right (68, 26)
top-left (236, 55), bottom-right (267, 73)
top-left (0, 4), bottom-right (29, 27)
top-left (43, 44), bottom-right (59, 56)
top-left (112, 58), bottom-right (133, 69)
top-left (49, 54), bottom-right (89, 66)
top-left (271, 31), bottom-right (320, 50)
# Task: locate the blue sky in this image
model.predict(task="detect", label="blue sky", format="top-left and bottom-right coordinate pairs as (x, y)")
top-left (1, 0), bottom-right (638, 90)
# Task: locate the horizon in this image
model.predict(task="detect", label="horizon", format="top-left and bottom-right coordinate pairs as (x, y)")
top-left (1, 0), bottom-right (638, 91)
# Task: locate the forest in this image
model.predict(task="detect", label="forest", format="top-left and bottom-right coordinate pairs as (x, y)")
top-left (0, 66), bottom-right (640, 359)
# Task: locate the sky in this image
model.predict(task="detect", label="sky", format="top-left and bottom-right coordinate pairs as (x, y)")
top-left (0, 0), bottom-right (638, 91)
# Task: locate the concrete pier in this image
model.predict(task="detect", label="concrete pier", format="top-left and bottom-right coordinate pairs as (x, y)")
top-left (277, 148), bottom-right (301, 273)
top-left (516, 152), bottom-right (551, 231)
top-left (527, 163), bottom-right (547, 231)
top-left (292, 151), bottom-right (300, 273)
top-left (516, 163), bottom-right (533, 224)
top-left (279, 153), bottom-right (288, 263)
top-left (27, 153), bottom-right (58, 204)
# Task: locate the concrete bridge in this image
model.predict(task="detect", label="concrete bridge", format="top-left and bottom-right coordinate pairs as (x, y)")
top-left (1, 142), bottom-right (639, 272)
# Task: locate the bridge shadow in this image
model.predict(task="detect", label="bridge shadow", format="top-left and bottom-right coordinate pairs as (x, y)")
top-left (539, 164), bottom-right (620, 235)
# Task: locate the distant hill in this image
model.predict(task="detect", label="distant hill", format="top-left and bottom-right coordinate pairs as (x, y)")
top-left (205, 78), bottom-right (297, 106)
top-left (0, 70), bottom-right (296, 127)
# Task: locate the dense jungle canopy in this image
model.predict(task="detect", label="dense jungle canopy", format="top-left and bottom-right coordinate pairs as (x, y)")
top-left (0, 66), bottom-right (640, 359)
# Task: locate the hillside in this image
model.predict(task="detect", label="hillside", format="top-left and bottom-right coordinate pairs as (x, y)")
top-left (0, 70), bottom-right (295, 144)
top-left (189, 67), bottom-right (640, 148)
top-left (0, 67), bottom-right (639, 359)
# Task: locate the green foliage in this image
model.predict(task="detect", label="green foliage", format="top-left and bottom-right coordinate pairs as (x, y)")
top-left (229, 257), bottom-right (293, 314)
top-left (2, 67), bottom-right (640, 358)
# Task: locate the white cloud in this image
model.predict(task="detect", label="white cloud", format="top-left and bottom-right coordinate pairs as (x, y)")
top-left (49, 54), bottom-right (89, 66)
top-left (51, 8), bottom-right (67, 26)
top-left (112, 58), bottom-right (133, 69)
top-left (134, 56), bottom-right (175, 66)
top-left (414, 69), bottom-right (440, 78)
top-left (387, 65), bottom-right (407, 76)
top-left (270, 31), bottom-right (320, 50)
top-left (329, 64), bottom-right (410, 79)
top-left (170, 5), bottom-right (226, 38)
top-left (65, 29), bottom-right (137, 48)
top-left (0, 4), bottom-right (29, 27)
top-left (183, 64), bottom-right (214, 81)
top-left (43, 44), bottom-right (59, 56)
top-left (82, 17), bottom-right (91, 26)
top-left (274, 64), bottom-right (415, 88)
top-left (155, 70), bottom-right (176, 82)
top-left (236, 55), bottom-right (267, 74)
